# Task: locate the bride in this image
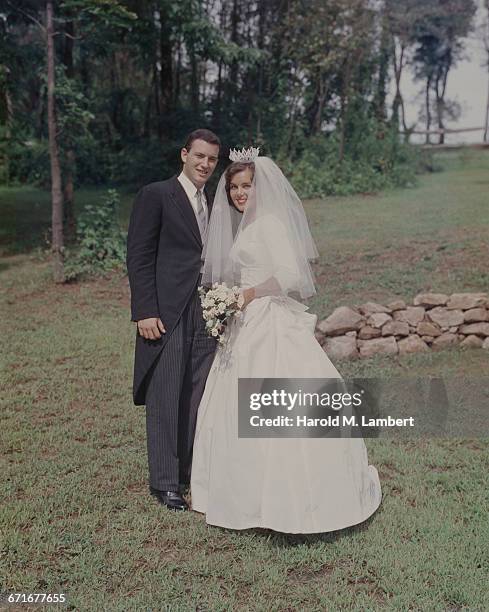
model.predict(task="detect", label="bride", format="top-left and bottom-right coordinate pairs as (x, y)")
top-left (190, 148), bottom-right (382, 533)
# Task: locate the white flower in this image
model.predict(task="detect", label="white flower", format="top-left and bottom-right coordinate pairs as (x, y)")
top-left (200, 282), bottom-right (245, 343)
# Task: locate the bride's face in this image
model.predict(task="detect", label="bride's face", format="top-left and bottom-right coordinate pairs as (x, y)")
top-left (229, 168), bottom-right (254, 213)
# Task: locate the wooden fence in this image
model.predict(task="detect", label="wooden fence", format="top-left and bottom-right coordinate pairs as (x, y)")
top-left (400, 126), bottom-right (489, 150)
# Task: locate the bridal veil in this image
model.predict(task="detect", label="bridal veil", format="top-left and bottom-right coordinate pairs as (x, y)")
top-left (201, 156), bottom-right (319, 299)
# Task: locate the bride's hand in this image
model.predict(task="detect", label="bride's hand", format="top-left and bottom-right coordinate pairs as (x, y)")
top-left (240, 288), bottom-right (256, 309)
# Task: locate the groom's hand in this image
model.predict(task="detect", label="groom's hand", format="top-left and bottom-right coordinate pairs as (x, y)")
top-left (137, 317), bottom-right (166, 340)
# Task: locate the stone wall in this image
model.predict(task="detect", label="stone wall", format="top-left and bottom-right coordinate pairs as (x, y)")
top-left (315, 293), bottom-right (489, 360)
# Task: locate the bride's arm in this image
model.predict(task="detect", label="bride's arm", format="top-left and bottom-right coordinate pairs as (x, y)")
top-left (240, 276), bottom-right (283, 309)
top-left (239, 216), bottom-right (302, 308)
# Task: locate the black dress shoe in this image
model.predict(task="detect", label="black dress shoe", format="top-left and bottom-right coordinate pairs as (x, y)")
top-left (179, 482), bottom-right (190, 495)
top-left (149, 487), bottom-right (188, 511)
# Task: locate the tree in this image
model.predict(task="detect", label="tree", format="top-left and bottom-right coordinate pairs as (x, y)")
top-left (46, 0), bottom-right (65, 282)
top-left (1, 0), bottom-right (468, 213)
top-left (385, 0), bottom-right (424, 137)
top-left (410, 0), bottom-right (477, 144)
top-left (61, 9), bottom-right (76, 239)
top-left (274, 0), bottom-right (378, 162)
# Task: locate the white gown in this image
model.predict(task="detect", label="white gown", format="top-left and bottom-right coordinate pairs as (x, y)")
top-left (191, 215), bottom-right (382, 533)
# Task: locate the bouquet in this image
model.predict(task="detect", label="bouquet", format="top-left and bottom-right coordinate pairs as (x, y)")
top-left (198, 283), bottom-right (245, 344)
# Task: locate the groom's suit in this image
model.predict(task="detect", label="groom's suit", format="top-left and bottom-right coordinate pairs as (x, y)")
top-left (127, 176), bottom-right (217, 490)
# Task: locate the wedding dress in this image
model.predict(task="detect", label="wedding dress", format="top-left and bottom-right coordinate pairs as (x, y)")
top-left (190, 210), bottom-right (382, 533)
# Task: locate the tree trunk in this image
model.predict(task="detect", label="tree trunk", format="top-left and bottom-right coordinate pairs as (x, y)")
top-left (374, 9), bottom-right (390, 122)
top-left (339, 94), bottom-right (346, 162)
top-left (63, 18), bottom-right (76, 241)
top-left (63, 149), bottom-right (76, 239)
top-left (255, 0), bottom-right (267, 142)
top-left (46, 0), bottom-right (64, 283)
top-left (174, 39), bottom-right (181, 108)
top-left (143, 72), bottom-right (153, 138)
top-left (286, 97), bottom-right (298, 158)
top-left (153, 61), bottom-right (162, 140)
top-left (63, 19), bottom-right (74, 75)
top-left (214, 60), bottom-right (223, 129)
top-left (80, 49), bottom-right (90, 91)
top-left (391, 42), bottom-right (409, 135)
top-left (484, 76), bottom-right (489, 142)
top-left (434, 58), bottom-right (450, 145)
top-left (311, 72), bottom-right (329, 136)
top-left (213, 2), bottom-right (227, 129)
top-left (425, 75), bottom-right (432, 145)
top-left (1, 77), bottom-right (12, 185)
top-left (0, 15), bottom-right (11, 185)
top-left (159, 11), bottom-right (173, 118)
top-left (245, 5), bottom-right (255, 143)
top-left (190, 51), bottom-right (199, 114)
top-left (391, 49), bottom-right (401, 128)
top-left (339, 60), bottom-right (352, 162)
top-left (228, 0), bottom-right (239, 102)
top-left (484, 1), bottom-right (489, 142)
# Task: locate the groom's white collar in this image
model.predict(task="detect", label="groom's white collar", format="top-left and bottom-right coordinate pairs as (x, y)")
top-left (177, 171), bottom-right (206, 201)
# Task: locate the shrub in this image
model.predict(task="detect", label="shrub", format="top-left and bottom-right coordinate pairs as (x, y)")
top-left (64, 189), bottom-right (126, 281)
top-left (278, 126), bottom-right (424, 199)
top-left (107, 138), bottom-right (177, 186)
top-left (9, 138), bottom-right (51, 187)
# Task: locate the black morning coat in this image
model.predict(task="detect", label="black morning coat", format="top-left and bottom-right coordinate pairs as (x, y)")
top-left (126, 176), bottom-right (212, 405)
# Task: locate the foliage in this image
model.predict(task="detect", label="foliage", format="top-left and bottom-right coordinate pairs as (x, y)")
top-left (9, 136), bottom-right (51, 187)
top-left (64, 188), bottom-right (126, 280)
top-left (282, 120), bottom-right (421, 198)
top-left (107, 138), bottom-right (180, 186)
top-left (60, 0), bottom-right (138, 28)
top-left (408, 0), bottom-right (477, 140)
top-left (53, 68), bottom-right (95, 147)
top-left (0, 0), bottom-right (479, 206)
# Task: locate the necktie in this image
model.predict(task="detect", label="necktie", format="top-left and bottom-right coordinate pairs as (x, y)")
top-left (196, 190), bottom-right (207, 238)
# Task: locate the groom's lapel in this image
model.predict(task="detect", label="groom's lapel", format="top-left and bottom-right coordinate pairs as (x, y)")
top-left (169, 176), bottom-right (202, 248)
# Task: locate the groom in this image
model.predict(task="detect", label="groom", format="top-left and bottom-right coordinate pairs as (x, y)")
top-left (126, 129), bottom-right (220, 511)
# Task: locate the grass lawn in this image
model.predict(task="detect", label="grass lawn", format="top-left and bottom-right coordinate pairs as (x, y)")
top-left (306, 149), bottom-right (489, 318)
top-left (1, 150), bottom-right (489, 610)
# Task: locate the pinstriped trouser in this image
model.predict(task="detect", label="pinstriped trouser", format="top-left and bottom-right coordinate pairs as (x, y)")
top-left (145, 288), bottom-right (217, 490)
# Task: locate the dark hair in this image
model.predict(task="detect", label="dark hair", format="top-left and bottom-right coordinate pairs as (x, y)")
top-left (183, 128), bottom-right (221, 151)
top-left (225, 161), bottom-right (255, 206)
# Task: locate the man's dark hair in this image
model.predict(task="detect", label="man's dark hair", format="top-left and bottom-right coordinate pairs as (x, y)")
top-left (183, 129), bottom-right (221, 151)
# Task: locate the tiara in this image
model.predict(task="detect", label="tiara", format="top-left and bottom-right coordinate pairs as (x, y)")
top-left (229, 146), bottom-right (260, 162)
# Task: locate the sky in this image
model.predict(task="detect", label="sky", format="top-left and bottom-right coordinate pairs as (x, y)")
top-left (390, 0), bottom-right (488, 144)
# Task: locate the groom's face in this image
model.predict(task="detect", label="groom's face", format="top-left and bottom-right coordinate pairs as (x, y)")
top-left (181, 139), bottom-right (219, 189)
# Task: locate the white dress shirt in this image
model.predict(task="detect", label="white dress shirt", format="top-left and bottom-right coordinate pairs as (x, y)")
top-left (177, 171), bottom-right (208, 272)
top-left (177, 171), bottom-right (208, 231)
